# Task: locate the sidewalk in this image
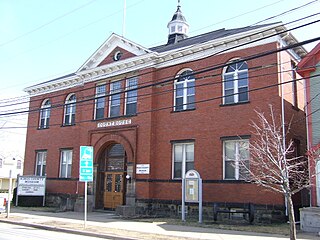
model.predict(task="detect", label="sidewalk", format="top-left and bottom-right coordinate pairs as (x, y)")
top-left (0, 207), bottom-right (318, 240)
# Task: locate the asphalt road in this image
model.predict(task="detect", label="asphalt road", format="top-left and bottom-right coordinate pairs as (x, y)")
top-left (0, 222), bottom-right (133, 240)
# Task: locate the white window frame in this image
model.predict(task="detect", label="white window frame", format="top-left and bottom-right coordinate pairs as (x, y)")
top-left (60, 149), bottom-right (73, 178)
top-left (223, 60), bottom-right (248, 104)
top-left (64, 93), bottom-right (76, 125)
top-left (125, 77), bottom-right (138, 115)
top-left (39, 99), bottom-right (51, 129)
top-left (35, 151), bottom-right (47, 176)
top-left (94, 83), bottom-right (106, 120)
top-left (109, 80), bottom-right (122, 117)
top-left (223, 139), bottom-right (249, 180)
top-left (174, 69), bottom-right (195, 111)
top-left (172, 142), bottom-right (194, 179)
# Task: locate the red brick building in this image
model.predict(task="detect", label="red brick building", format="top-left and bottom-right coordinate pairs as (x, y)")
top-left (23, 4), bottom-right (308, 219)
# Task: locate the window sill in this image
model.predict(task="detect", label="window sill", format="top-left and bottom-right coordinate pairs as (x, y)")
top-left (37, 127), bottom-right (49, 130)
top-left (171, 108), bottom-right (196, 114)
top-left (61, 123), bottom-right (76, 127)
top-left (220, 101), bottom-right (250, 107)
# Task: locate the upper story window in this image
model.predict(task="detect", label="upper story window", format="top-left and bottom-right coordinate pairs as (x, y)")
top-left (94, 84), bottom-right (106, 120)
top-left (109, 81), bottom-right (122, 118)
top-left (223, 60), bottom-right (248, 104)
top-left (64, 94), bottom-right (76, 126)
top-left (172, 142), bottom-right (194, 179)
top-left (125, 77), bottom-right (138, 115)
top-left (39, 99), bottom-right (51, 129)
top-left (223, 139), bottom-right (249, 180)
top-left (17, 159), bottom-right (22, 169)
top-left (174, 70), bottom-right (195, 111)
top-left (0, 158), bottom-right (2, 168)
top-left (35, 150), bottom-right (47, 176)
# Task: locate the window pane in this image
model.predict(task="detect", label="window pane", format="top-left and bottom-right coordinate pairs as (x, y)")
top-left (225, 161), bottom-right (235, 179)
top-left (186, 162), bottom-right (194, 172)
top-left (175, 97), bottom-right (184, 111)
top-left (238, 71), bottom-right (248, 87)
top-left (110, 105), bottom-right (120, 117)
top-left (225, 142), bottom-right (235, 160)
top-left (186, 144), bottom-right (194, 161)
top-left (126, 103), bottom-right (137, 115)
top-left (224, 89), bottom-right (234, 104)
top-left (174, 145), bottom-right (183, 162)
top-left (238, 61), bottom-right (248, 70)
top-left (176, 83), bottom-right (184, 97)
top-left (224, 74), bottom-right (234, 89)
top-left (187, 81), bottom-right (195, 95)
top-left (187, 96), bottom-right (195, 109)
top-left (174, 162), bottom-right (182, 178)
top-left (238, 87), bottom-right (248, 102)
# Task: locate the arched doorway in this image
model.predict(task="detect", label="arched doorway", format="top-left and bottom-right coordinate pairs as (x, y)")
top-left (97, 143), bottom-right (127, 209)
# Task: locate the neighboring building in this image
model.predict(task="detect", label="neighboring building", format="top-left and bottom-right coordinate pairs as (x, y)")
top-left (0, 156), bottom-right (24, 200)
top-left (23, 4), bottom-right (308, 220)
top-left (297, 42), bottom-right (320, 207)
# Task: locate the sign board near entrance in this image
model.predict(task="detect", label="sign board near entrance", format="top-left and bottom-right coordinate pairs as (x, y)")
top-left (17, 176), bottom-right (46, 196)
top-left (136, 164), bottom-right (150, 174)
top-left (79, 146), bottom-right (93, 182)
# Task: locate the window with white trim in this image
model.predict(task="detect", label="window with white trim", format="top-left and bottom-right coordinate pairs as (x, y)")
top-left (174, 70), bottom-right (195, 111)
top-left (39, 99), bottom-right (51, 129)
top-left (64, 94), bottom-right (76, 125)
top-left (172, 142), bottom-right (194, 179)
top-left (223, 60), bottom-right (248, 104)
top-left (223, 139), bottom-right (249, 180)
top-left (35, 151), bottom-right (47, 176)
top-left (94, 84), bottom-right (106, 120)
top-left (125, 77), bottom-right (138, 115)
top-left (109, 81), bottom-right (122, 117)
top-left (60, 149), bottom-right (72, 178)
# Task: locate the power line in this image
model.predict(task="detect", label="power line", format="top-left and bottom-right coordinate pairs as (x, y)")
top-left (1, 13), bottom-right (318, 110)
top-left (1, 34), bottom-right (320, 118)
top-left (0, 0), bottom-right (316, 95)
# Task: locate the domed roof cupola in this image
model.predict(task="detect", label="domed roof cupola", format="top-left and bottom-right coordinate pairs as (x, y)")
top-left (167, 1), bottom-right (189, 44)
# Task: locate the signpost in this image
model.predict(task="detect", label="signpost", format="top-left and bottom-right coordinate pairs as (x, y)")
top-left (182, 170), bottom-right (202, 223)
top-left (79, 146), bottom-right (93, 228)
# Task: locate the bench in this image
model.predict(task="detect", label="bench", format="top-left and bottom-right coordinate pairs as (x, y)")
top-left (213, 202), bottom-right (255, 223)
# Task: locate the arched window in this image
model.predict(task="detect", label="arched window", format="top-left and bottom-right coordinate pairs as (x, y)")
top-left (64, 94), bottom-right (76, 125)
top-left (223, 60), bottom-right (248, 104)
top-left (174, 69), bottom-right (195, 111)
top-left (39, 99), bottom-right (51, 129)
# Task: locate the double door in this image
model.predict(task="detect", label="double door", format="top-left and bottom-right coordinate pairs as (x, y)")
top-left (103, 172), bottom-right (124, 209)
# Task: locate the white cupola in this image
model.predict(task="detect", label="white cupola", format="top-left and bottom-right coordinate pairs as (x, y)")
top-left (167, 1), bottom-right (189, 44)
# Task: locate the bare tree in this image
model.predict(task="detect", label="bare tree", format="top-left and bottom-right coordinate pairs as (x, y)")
top-left (243, 105), bottom-right (309, 240)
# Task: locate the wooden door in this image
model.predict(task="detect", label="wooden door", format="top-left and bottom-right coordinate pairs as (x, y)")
top-left (103, 172), bottom-right (124, 209)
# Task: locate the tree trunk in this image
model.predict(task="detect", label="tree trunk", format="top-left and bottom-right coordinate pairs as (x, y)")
top-left (287, 194), bottom-right (296, 240)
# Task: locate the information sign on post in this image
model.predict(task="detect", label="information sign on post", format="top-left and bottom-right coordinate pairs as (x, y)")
top-left (182, 170), bottom-right (203, 223)
top-left (79, 146), bottom-right (93, 182)
top-left (79, 146), bottom-right (93, 228)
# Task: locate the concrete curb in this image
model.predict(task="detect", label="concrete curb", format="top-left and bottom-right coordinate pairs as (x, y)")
top-left (0, 218), bottom-right (140, 240)
top-left (0, 218), bottom-right (199, 240)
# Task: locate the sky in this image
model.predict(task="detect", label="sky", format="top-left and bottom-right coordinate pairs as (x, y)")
top-left (0, 0), bottom-right (319, 159)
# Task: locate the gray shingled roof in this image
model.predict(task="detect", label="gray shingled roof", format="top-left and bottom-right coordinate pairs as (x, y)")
top-left (150, 23), bottom-right (281, 53)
